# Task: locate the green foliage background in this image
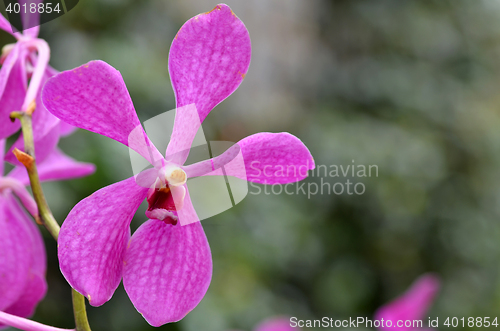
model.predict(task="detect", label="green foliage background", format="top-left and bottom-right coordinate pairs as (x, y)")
top-left (4, 0), bottom-right (500, 330)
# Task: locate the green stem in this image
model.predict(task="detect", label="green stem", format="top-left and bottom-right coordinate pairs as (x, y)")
top-left (72, 289), bottom-right (92, 331)
top-left (10, 110), bottom-right (92, 331)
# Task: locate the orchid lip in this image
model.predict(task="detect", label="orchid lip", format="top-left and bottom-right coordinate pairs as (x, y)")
top-left (146, 169), bottom-right (186, 223)
top-left (145, 209), bottom-right (178, 225)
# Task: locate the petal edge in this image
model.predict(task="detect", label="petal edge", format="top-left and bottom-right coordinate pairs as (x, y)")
top-left (123, 220), bottom-right (212, 326)
top-left (58, 177), bottom-right (148, 306)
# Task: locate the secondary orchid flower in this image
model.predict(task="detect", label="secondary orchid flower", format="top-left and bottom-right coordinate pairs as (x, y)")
top-left (0, 139), bottom-right (94, 328)
top-left (41, 4), bottom-right (314, 327)
top-left (0, 11), bottom-right (74, 167)
top-left (374, 274), bottom-right (440, 330)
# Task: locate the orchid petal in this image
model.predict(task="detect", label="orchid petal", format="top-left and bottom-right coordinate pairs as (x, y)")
top-left (23, 26), bottom-right (39, 39)
top-left (0, 197), bottom-right (45, 320)
top-left (0, 44), bottom-right (25, 139)
top-left (123, 220), bottom-right (212, 326)
top-left (0, 15), bottom-right (22, 39)
top-left (183, 142), bottom-right (240, 178)
top-left (174, 184), bottom-right (201, 226)
top-left (0, 139), bottom-right (5, 175)
top-left (5, 67), bottom-right (61, 165)
top-left (30, 70), bottom-right (59, 140)
top-left (0, 196), bottom-right (47, 324)
top-left (3, 272), bottom-right (46, 319)
top-left (236, 133), bottom-right (315, 184)
top-left (374, 274), bottom-right (440, 331)
top-left (0, 178), bottom-right (37, 217)
top-left (0, 14), bottom-right (14, 36)
top-left (254, 317), bottom-right (296, 331)
top-left (3, 197), bottom-right (46, 321)
top-left (5, 122), bottom-right (60, 166)
top-left (29, 70), bottom-right (61, 160)
top-left (0, 1), bottom-right (41, 37)
top-left (165, 103), bottom-right (202, 165)
top-left (169, 4), bottom-right (251, 123)
top-left (59, 121), bottom-right (77, 137)
top-left (185, 133), bottom-right (315, 184)
top-left (8, 148), bottom-right (95, 186)
top-left (0, 311), bottom-right (74, 331)
top-left (58, 177), bottom-right (148, 306)
top-left (19, 0), bottom-right (42, 38)
top-left (42, 60), bottom-right (162, 163)
top-left (0, 197), bottom-right (31, 311)
top-left (7, 194), bottom-right (45, 274)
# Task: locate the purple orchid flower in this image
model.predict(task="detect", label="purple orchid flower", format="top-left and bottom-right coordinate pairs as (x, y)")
top-left (374, 273), bottom-right (440, 331)
top-left (41, 4), bottom-right (314, 326)
top-left (0, 12), bottom-right (75, 167)
top-left (0, 139), bottom-right (94, 327)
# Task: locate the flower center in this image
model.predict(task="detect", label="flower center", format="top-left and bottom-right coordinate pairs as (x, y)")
top-left (145, 166), bottom-right (187, 225)
top-left (162, 166), bottom-right (187, 187)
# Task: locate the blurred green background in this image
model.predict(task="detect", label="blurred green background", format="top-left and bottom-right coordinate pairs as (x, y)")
top-left (4, 0), bottom-right (500, 330)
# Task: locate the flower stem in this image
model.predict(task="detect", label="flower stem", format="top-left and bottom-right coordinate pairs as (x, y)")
top-left (10, 110), bottom-right (92, 331)
top-left (72, 289), bottom-right (92, 331)
top-left (10, 110), bottom-right (59, 240)
top-left (0, 311), bottom-right (75, 331)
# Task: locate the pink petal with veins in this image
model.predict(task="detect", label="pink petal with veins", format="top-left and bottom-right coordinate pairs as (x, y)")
top-left (0, 44), bottom-right (25, 139)
top-left (123, 220), bottom-right (212, 326)
top-left (165, 103), bottom-right (201, 165)
top-left (7, 195), bottom-right (45, 275)
top-left (42, 60), bottom-right (162, 163)
top-left (0, 199), bottom-right (47, 328)
top-left (2, 197), bottom-right (47, 318)
top-left (169, 4), bottom-right (251, 123)
top-left (185, 133), bottom-right (315, 184)
top-left (58, 177), bottom-right (148, 306)
top-left (6, 69), bottom-right (60, 165)
top-left (236, 133), bottom-right (315, 184)
top-left (3, 272), bottom-right (46, 319)
top-left (0, 197), bottom-right (31, 311)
